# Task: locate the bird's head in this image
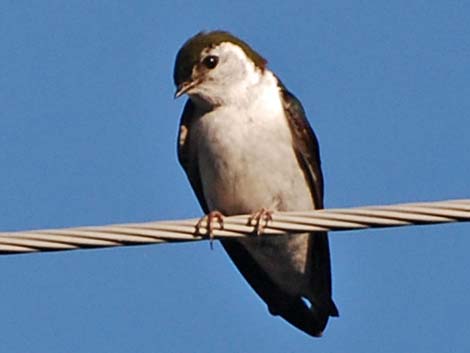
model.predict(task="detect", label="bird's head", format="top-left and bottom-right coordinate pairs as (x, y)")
top-left (173, 31), bottom-right (267, 107)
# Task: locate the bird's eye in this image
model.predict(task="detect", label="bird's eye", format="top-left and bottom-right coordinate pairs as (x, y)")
top-left (202, 55), bottom-right (219, 69)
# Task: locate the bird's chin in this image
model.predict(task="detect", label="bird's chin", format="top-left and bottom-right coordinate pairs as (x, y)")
top-left (188, 92), bottom-right (220, 110)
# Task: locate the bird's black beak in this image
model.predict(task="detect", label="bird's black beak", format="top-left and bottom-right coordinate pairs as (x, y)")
top-left (174, 80), bottom-right (197, 99)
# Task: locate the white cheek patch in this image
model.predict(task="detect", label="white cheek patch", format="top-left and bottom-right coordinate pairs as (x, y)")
top-left (207, 42), bottom-right (261, 84)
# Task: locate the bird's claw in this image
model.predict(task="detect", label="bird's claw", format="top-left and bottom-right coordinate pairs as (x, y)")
top-left (195, 211), bottom-right (224, 249)
top-left (248, 208), bottom-right (273, 236)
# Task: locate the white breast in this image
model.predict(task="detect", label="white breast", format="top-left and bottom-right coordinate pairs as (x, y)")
top-left (191, 70), bottom-right (319, 298)
top-left (193, 71), bottom-right (315, 215)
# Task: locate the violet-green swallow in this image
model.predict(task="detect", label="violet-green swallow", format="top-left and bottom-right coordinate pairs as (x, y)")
top-left (174, 31), bottom-right (338, 337)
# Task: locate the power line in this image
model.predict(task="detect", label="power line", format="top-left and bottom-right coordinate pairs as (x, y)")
top-left (1, 199), bottom-right (469, 255)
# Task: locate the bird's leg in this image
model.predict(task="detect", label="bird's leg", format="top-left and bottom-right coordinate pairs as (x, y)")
top-left (248, 208), bottom-right (273, 236)
top-left (195, 211), bottom-right (225, 249)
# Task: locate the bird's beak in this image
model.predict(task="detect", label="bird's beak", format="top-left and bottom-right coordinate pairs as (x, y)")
top-left (174, 80), bottom-right (197, 99)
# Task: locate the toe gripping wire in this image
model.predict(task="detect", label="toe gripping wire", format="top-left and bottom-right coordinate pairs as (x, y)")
top-left (0, 199), bottom-right (469, 255)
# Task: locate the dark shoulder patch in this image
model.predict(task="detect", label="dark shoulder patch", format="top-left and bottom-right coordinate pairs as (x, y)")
top-left (173, 30), bottom-right (267, 86)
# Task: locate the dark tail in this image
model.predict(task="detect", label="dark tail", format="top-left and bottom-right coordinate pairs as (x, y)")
top-left (221, 237), bottom-right (338, 338)
top-left (269, 295), bottom-right (338, 337)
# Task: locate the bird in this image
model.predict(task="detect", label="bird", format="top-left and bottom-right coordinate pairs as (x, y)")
top-left (173, 30), bottom-right (338, 337)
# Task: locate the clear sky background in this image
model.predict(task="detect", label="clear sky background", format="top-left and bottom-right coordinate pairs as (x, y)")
top-left (1, 1), bottom-right (469, 352)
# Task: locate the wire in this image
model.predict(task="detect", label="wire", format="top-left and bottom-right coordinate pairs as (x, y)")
top-left (1, 199), bottom-right (469, 255)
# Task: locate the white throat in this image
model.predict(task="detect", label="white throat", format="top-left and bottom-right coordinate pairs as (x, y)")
top-left (228, 68), bottom-right (282, 112)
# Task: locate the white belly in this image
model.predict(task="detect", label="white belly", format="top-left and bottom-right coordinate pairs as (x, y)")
top-left (193, 101), bottom-right (317, 297)
top-left (194, 107), bottom-right (314, 215)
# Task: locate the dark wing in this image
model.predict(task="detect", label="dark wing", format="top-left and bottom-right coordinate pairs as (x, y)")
top-left (279, 85), bottom-right (324, 208)
top-left (177, 99), bottom-right (209, 214)
top-left (280, 83), bottom-right (339, 322)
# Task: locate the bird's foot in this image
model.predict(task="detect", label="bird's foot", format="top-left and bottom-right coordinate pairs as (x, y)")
top-left (248, 208), bottom-right (273, 236)
top-left (195, 211), bottom-right (225, 249)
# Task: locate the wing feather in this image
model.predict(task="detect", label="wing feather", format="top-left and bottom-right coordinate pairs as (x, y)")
top-left (279, 83), bottom-right (339, 320)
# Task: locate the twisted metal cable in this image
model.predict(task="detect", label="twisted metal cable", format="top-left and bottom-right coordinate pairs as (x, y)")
top-left (1, 199), bottom-right (469, 255)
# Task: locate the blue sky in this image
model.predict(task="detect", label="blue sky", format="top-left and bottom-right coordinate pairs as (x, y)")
top-left (1, 1), bottom-right (469, 352)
